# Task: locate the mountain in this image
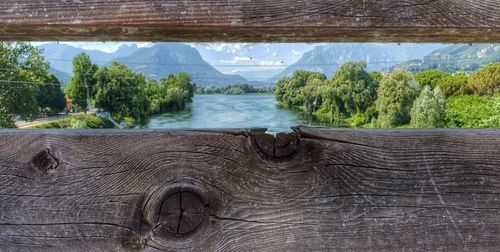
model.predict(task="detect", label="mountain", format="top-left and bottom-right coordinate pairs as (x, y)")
top-left (270, 43), bottom-right (446, 81)
top-left (231, 69), bottom-right (284, 82)
top-left (38, 43), bottom-right (267, 87)
top-left (48, 67), bottom-right (71, 85)
top-left (38, 43), bottom-right (140, 74)
top-left (114, 43), bottom-right (262, 87)
top-left (391, 44), bottom-right (500, 73)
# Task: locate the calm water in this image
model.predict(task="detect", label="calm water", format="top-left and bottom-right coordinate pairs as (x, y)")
top-left (147, 94), bottom-right (331, 132)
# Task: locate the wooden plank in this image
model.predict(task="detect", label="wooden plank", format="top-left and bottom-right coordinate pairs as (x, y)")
top-left (0, 0), bottom-right (499, 42)
top-left (0, 127), bottom-right (499, 251)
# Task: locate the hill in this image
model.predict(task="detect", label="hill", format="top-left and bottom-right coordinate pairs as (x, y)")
top-left (391, 44), bottom-right (500, 73)
top-left (270, 43), bottom-right (445, 81)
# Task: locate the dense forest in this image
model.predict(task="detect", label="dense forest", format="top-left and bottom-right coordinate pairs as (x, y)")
top-left (275, 61), bottom-right (500, 128)
top-left (0, 42), bottom-right (195, 128)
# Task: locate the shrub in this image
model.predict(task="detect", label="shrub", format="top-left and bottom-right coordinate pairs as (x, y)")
top-left (0, 108), bottom-right (15, 128)
top-left (30, 115), bottom-right (114, 129)
top-left (446, 94), bottom-right (500, 128)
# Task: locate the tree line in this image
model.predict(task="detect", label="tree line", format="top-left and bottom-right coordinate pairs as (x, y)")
top-left (67, 53), bottom-right (195, 126)
top-left (0, 42), bottom-right (196, 128)
top-left (196, 84), bottom-right (273, 95)
top-left (275, 61), bottom-right (500, 128)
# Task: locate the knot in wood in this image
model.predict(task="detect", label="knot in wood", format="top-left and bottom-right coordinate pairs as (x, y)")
top-left (157, 191), bottom-right (208, 236)
top-left (254, 132), bottom-right (299, 158)
top-left (31, 149), bottom-right (58, 172)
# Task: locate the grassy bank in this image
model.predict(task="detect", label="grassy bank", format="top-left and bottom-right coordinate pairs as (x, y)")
top-left (29, 115), bottom-right (115, 129)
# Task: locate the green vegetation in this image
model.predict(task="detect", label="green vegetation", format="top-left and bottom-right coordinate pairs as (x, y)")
top-left (94, 62), bottom-right (150, 125)
top-left (30, 115), bottom-right (114, 129)
top-left (0, 43), bottom-right (195, 129)
top-left (0, 42), bottom-right (66, 128)
top-left (65, 54), bottom-right (196, 128)
top-left (376, 71), bottom-right (416, 127)
top-left (469, 63), bottom-right (500, 95)
top-left (410, 86), bottom-right (446, 128)
top-left (275, 61), bottom-right (500, 128)
top-left (197, 84), bottom-right (273, 95)
top-left (446, 95), bottom-right (500, 128)
top-left (67, 53), bottom-right (98, 113)
top-left (0, 107), bottom-right (15, 128)
top-left (147, 73), bottom-right (196, 113)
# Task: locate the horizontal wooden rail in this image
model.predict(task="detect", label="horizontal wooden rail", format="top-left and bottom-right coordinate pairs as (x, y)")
top-left (0, 0), bottom-right (499, 42)
top-left (0, 127), bottom-right (499, 251)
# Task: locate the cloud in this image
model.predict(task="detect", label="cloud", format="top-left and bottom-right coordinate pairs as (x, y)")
top-left (292, 49), bottom-right (301, 56)
top-left (33, 42), bottom-right (154, 53)
top-left (197, 43), bottom-right (251, 54)
top-left (219, 56), bottom-right (252, 64)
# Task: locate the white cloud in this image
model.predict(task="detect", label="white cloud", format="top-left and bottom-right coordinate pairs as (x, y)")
top-left (32, 41), bottom-right (154, 53)
top-left (197, 43), bottom-right (251, 54)
top-left (219, 56), bottom-right (252, 64)
top-left (136, 42), bottom-right (154, 48)
top-left (292, 49), bottom-right (301, 56)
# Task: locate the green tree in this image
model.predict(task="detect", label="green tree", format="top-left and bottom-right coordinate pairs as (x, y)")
top-left (325, 61), bottom-right (377, 116)
top-left (436, 73), bottom-right (472, 97)
top-left (469, 63), bottom-right (500, 95)
top-left (0, 107), bottom-right (15, 128)
top-left (274, 70), bottom-right (326, 108)
top-left (376, 71), bottom-right (417, 127)
top-left (415, 70), bottom-right (450, 89)
top-left (95, 62), bottom-right (150, 125)
top-left (67, 53), bottom-right (98, 112)
top-left (146, 73), bottom-right (196, 114)
top-left (300, 78), bottom-right (324, 113)
top-left (370, 71), bottom-right (383, 82)
top-left (410, 86), bottom-right (446, 128)
top-left (37, 74), bottom-right (66, 114)
top-left (0, 42), bottom-right (49, 120)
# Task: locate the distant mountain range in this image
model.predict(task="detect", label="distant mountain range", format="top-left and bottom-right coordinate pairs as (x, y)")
top-left (269, 43), bottom-right (446, 81)
top-left (38, 43), bottom-right (499, 87)
top-left (390, 44), bottom-right (500, 73)
top-left (38, 43), bottom-right (268, 87)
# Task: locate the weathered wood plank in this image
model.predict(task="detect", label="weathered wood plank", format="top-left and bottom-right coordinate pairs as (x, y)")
top-left (0, 0), bottom-right (499, 42)
top-left (0, 127), bottom-right (499, 251)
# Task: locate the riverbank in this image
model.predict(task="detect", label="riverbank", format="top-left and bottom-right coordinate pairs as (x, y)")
top-left (28, 114), bottom-right (114, 129)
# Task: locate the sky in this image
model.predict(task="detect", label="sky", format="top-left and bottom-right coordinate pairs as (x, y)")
top-left (31, 42), bottom-right (318, 80)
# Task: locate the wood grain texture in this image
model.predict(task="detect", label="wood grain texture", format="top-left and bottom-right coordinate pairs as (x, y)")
top-left (0, 127), bottom-right (499, 251)
top-left (0, 0), bottom-right (499, 42)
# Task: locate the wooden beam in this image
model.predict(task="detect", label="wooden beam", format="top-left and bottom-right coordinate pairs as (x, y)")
top-left (0, 0), bottom-right (499, 42)
top-left (1, 127), bottom-right (499, 251)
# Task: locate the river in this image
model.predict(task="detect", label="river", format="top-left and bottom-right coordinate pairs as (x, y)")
top-left (147, 94), bottom-right (332, 132)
